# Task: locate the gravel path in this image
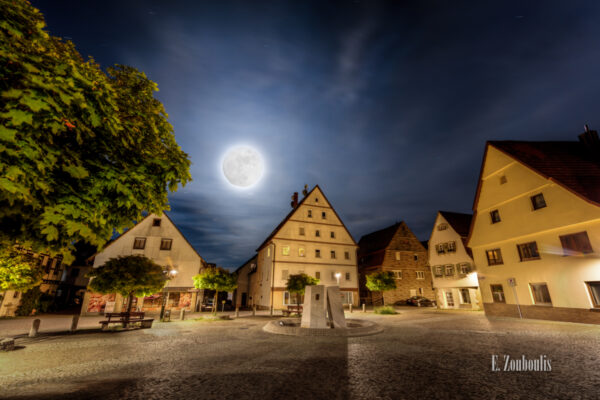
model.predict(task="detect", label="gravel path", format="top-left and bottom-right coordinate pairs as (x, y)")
top-left (1, 309), bottom-right (599, 399)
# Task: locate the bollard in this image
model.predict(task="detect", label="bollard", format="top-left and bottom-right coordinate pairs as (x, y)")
top-left (29, 319), bottom-right (41, 338)
top-left (70, 315), bottom-right (79, 333)
top-left (349, 303), bottom-right (353, 313)
top-left (252, 305), bottom-right (256, 316)
top-left (235, 307), bottom-right (239, 318)
top-left (362, 303), bottom-right (366, 313)
top-left (180, 309), bottom-right (186, 321)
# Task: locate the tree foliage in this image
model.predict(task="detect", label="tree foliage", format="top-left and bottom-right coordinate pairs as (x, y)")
top-left (0, 1), bottom-right (191, 264)
top-left (286, 273), bottom-right (319, 296)
top-left (286, 273), bottom-right (319, 310)
top-left (193, 267), bottom-right (237, 314)
top-left (0, 247), bottom-right (42, 291)
top-left (365, 271), bottom-right (397, 305)
top-left (87, 255), bottom-right (167, 299)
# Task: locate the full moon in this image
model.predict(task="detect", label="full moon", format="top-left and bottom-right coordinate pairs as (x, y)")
top-left (222, 146), bottom-right (264, 188)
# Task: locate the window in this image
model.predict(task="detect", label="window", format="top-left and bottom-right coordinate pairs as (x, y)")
top-left (517, 242), bottom-right (540, 261)
top-left (490, 210), bottom-right (501, 224)
top-left (315, 249), bottom-right (321, 258)
top-left (152, 218), bottom-right (161, 227)
top-left (341, 291), bottom-right (353, 304)
top-left (267, 247), bottom-right (271, 257)
top-left (284, 291), bottom-right (303, 305)
top-left (315, 271), bottom-right (321, 280)
top-left (445, 291), bottom-right (454, 306)
top-left (315, 197), bottom-right (319, 203)
top-left (281, 270), bottom-right (289, 280)
top-left (500, 175), bottom-right (507, 184)
top-left (133, 237), bottom-right (146, 249)
top-left (307, 210), bottom-right (312, 218)
top-left (395, 252), bottom-right (401, 260)
top-left (330, 250), bottom-right (336, 259)
top-left (282, 246), bottom-right (290, 256)
top-left (560, 231), bottom-right (593, 255)
top-left (433, 266), bottom-right (444, 277)
top-left (531, 193), bottom-right (547, 210)
top-left (530, 283), bottom-right (552, 305)
top-left (331, 271), bottom-right (337, 280)
top-left (486, 248), bottom-right (503, 265)
top-left (160, 239), bottom-right (172, 250)
top-left (299, 247), bottom-right (306, 257)
top-left (413, 254), bottom-right (418, 261)
top-left (299, 227), bottom-right (305, 236)
top-left (71, 268), bottom-right (79, 278)
top-left (344, 251), bottom-right (350, 260)
top-left (416, 271), bottom-right (425, 280)
top-left (460, 288), bottom-right (471, 304)
top-left (392, 270), bottom-right (403, 279)
top-left (315, 230), bottom-right (320, 237)
top-left (330, 231), bottom-right (335, 239)
top-left (459, 263), bottom-right (471, 275)
top-left (345, 272), bottom-right (351, 281)
top-left (418, 288), bottom-right (423, 295)
top-left (437, 223), bottom-right (448, 231)
top-left (490, 285), bottom-right (505, 303)
top-left (586, 282), bottom-right (600, 308)
top-left (322, 211), bottom-right (326, 219)
top-left (445, 265), bottom-right (454, 276)
top-left (436, 244), bottom-right (445, 255)
top-left (447, 241), bottom-right (456, 252)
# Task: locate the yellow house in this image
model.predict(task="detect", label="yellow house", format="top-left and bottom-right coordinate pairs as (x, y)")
top-left (468, 127), bottom-right (600, 324)
top-left (245, 185), bottom-right (359, 311)
top-left (428, 211), bottom-right (481, 310)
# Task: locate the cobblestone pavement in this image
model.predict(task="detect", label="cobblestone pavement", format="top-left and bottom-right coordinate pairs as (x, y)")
top-left (1, 308), bottom-right (599, 400)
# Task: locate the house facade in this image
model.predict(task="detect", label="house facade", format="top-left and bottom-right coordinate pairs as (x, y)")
top-left (243, 185), bottom-right (359, 311)
top-left (358, 222), bottom-right (434, 305)
top-left (429, 211), bottom-right (481, 310)
top-left (80, 213), bottom-right (206, 315)
top-left (0, 250), bottom-right (65, 317)
top-left (233, 255), bottom-right (257, 308)
top-left (468, 128), bottom-right (600, 324)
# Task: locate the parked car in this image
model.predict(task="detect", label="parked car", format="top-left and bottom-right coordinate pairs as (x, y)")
top-left (405, 296), bottom-right (436, 307)
top-left (201, 299), bottom-right (214, 311)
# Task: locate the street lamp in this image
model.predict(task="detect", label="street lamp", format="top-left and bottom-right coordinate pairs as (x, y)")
top-left (335, 272), bottom-right (341, 285)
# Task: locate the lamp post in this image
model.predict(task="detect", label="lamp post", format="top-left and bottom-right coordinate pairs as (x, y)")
top-left (160, 269), bottom-right (178, 321)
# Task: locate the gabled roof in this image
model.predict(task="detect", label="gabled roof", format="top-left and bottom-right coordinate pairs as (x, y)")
top-left (473, 140), bottom-right (600, 210)
top-left (256, 185), bottom-right (357, 251)
top-left (88, 212), bottom-right (205, 263)
top-left (357, 222), bottom-right (401, 256)
top-left (439, 211), bottom-right (472, 238)
top-left (234, 254), bottom-right (257, 274)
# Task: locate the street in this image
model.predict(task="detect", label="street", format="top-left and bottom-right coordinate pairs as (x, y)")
top-left (1, 309), bottom-right (599, 399)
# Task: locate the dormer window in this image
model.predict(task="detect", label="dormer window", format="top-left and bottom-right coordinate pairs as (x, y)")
top-left (490, 210), bottom-right (501, 224)
top-left (531, 193), bottom-right (547, 210)
top-left (152, 218), bottom-right (161, 227)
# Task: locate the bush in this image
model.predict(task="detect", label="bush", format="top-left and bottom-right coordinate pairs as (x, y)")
top-left (15, 286), bottom-right (42, 316)
top-left (374, 306), bottom-right (398, 315)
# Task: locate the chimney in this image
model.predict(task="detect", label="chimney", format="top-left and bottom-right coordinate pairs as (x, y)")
top-left (578, 125), bottom-right (600, 153)
top-left (290, 192), bottom-right (299, 208)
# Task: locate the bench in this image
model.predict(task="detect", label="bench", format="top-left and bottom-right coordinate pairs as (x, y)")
top-left (99, 312), bottom-right (154, 330)
top-left (282, 305), bottom-right (303, 317)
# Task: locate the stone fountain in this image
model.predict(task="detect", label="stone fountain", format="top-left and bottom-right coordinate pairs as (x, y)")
top-left (263, 285), bottom-right (382, 337)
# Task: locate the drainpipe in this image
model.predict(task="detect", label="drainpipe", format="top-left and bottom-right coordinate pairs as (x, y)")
top-left (270, 242), bottom-right (276, 315)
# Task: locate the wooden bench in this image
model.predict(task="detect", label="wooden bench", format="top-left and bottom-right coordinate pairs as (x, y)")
top-left (99, 312), bottom-right (154, 330)
top-left (282, 305), bottom-right (303, 317)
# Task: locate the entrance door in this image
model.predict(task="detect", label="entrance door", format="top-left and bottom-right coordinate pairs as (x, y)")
top-left (445, 291), bottom-right (455, 307)
top-left (241, 293), bottom-right (247, 307)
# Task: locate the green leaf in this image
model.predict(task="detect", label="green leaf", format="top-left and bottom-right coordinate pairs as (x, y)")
top-left (0, 126), bottom-right (18, 142)
top-left (1, 109), bottom-right (33, 126)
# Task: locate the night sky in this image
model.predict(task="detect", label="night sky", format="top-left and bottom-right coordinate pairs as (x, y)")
top-left (31, 1), bottom-right (600, 269)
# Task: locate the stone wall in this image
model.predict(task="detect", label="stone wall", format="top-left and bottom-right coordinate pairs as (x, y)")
top-left (483, 302), bottom-right (600, 324)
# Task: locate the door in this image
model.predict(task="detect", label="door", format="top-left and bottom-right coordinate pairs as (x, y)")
top-left (241, 293), bottom-right (247, 307)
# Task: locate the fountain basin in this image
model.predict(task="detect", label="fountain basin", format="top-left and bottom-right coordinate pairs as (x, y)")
top-left (263, 318), bottom-right (383, 337)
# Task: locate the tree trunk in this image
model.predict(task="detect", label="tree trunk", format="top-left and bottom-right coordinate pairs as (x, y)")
top-left (296, 292), bottom-right (301, 316)
top-left (213, 291), bottom-right (218, 315)
top-left (125, 292), bottom-right (134, 327)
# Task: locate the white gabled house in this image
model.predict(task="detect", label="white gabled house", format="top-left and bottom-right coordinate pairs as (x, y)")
top-left (81, 213), bottom-right (206, 315)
